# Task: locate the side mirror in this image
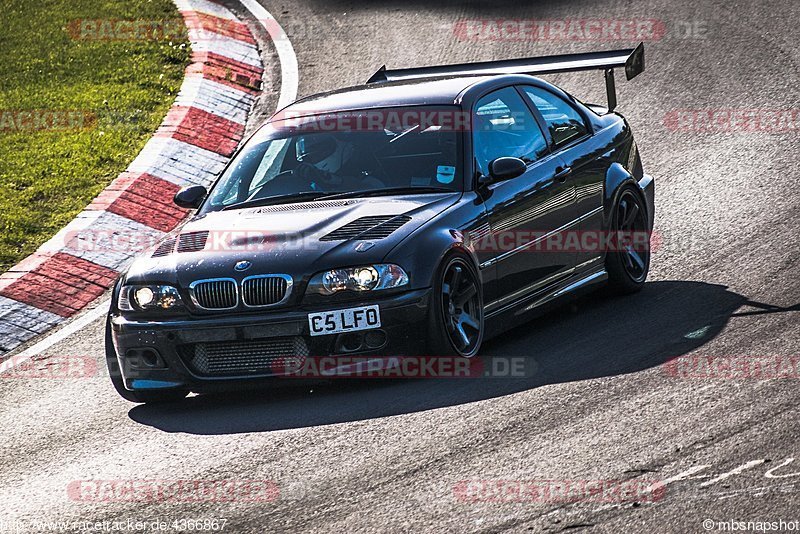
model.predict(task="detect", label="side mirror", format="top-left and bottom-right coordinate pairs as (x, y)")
top-left (173, 185), bottom-right (207, 209)
top-left (480, 157), bottom-right (527, 186)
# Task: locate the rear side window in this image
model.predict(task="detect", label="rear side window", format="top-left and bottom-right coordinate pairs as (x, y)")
top-left (522, 86), bottom-right (588, 147)
top-left (473, 87), bottom-right (548, 176)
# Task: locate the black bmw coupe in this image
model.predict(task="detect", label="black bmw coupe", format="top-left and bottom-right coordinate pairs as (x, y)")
top-left (107, 44), bottom-right (654, 402)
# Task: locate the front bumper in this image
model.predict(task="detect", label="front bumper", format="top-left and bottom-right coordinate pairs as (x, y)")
top-left (110, 287), bottom-right (432, 393)
top-left (638, 173), bottom-right (655, 230)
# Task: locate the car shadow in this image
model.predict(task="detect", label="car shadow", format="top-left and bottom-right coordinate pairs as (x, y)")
top-left (128, 280), bottom-right (788, 435)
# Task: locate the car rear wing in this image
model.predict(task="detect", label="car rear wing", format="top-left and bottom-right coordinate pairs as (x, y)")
top-left (366, 42), bottom-right (644, 112)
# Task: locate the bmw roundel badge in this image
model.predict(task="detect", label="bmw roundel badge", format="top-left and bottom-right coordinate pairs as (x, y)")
top-left (234, 260), bottom-right (252, 272)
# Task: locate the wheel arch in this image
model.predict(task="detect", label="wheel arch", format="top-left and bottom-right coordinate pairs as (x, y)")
top-left (385, 225), bottom-right (482, 290)
top-left (603, 162), bottom-right (650, 231)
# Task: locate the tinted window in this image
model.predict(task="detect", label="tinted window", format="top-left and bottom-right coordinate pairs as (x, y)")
top-left (201, 106), bottom-right (463, 213)
top-left (523, 86), bottom-right (588, 146)
top-left (473, 87), bottom-right (548, 176)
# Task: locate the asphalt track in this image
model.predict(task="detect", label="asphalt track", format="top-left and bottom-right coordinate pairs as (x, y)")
top-left (1, 0), bottom-right (799, 532)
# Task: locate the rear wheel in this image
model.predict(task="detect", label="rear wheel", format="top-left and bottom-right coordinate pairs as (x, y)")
top-left (605, 185), bottom-right (651, 294)
top-left (105, 319), bottom-right (188, 404)
top-left (428, 253), bottom-right (484, 358)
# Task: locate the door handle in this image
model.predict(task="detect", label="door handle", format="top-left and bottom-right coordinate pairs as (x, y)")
top-left (553, 166), bottom-right (572, 182)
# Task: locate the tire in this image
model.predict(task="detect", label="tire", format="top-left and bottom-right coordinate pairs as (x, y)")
top-left (427, 252), bottom-right (484, 358)
top-left (104, 319), bottom-right (188, 404)
top-left (605, 185), bottom-right (651, 294)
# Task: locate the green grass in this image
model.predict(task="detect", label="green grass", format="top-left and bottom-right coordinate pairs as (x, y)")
top-left (0, 0), bottom-right (190, 271)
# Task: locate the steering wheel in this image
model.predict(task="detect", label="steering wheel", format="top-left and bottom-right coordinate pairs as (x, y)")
top-left (247, 167), bottom-right (318, 201)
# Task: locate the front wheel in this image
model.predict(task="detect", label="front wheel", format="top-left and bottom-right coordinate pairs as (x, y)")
top-left (605, 185), bottom-right (651, 294)
top-left (428, 253), bottom-right (484, 358)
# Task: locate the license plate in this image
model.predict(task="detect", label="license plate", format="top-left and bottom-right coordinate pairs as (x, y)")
top-left (308, 305), bottom-right (381, 336)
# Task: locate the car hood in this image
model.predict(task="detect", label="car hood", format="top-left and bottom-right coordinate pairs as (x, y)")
top-left (123, 192), bottom-right (460, 287)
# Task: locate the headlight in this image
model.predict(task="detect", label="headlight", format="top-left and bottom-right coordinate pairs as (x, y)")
top-left (118, 285), bottom-right (184, 311)
top-left (307, 264), bottom-right (409, 295)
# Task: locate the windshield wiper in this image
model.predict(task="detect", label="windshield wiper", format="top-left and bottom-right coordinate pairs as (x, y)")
top-left (314, 186), bottom-right (455, 201)
top-left (221, 191), bottom-right (326, 211)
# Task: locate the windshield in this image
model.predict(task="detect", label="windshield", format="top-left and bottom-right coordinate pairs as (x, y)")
top-left (200, 106), bottom-right (464, 213)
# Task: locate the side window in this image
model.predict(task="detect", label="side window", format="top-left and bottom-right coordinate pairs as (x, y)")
top-left (473, 87), bottom-right (548, 176)
top-left (522, 86), bottom-right (588, 147)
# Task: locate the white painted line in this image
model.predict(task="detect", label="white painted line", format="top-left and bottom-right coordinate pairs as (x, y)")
top-left (0, 299), bottom-right (110, 376)
top-left (699, 459), bottom-right (767, 487)
top-left (238, 0), bottom-right (299, 110)
top-left (764, 458), bottom-right (798, 478)
top-left (644, 465), bottom-right (711, 495)
top-left (0, 0), bottom-right (296, 372)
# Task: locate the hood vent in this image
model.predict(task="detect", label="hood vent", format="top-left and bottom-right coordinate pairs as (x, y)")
top-left (151, 231), bottom-right (209, 257)
top-left (320, 215), bottom-right (412, 241)
top-left (152, 237), bottom-right (177, 258)
top-left (177, 231), bottom-right (209, 253)
top-left (248, 199), bottom-right (358, 214)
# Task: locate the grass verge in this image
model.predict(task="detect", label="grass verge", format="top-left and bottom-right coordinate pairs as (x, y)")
top-left (0, 0), bottom-right (190, 270)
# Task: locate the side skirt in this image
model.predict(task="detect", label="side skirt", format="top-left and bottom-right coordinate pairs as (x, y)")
top-left (484, 268), bottom-right (608, 338)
